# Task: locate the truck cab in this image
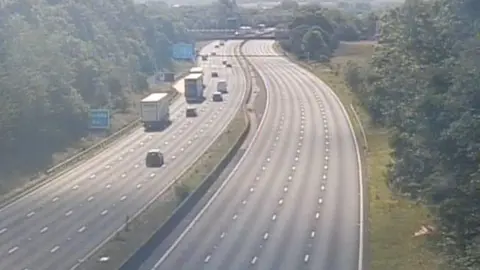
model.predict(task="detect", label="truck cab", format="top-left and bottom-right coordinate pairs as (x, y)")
top-left (145, 149), bottom-right (164, 167)
top-left (212, 91), bottom-right (223, 102)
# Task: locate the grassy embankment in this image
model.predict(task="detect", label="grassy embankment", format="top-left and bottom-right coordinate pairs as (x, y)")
top-left (276, 41), bottom-right (441, 270)
top-left (76, 50), bottom-right (249, 269)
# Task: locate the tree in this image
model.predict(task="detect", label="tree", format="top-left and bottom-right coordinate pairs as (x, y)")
top-left (344, 0), bottom-right (480, 268)
top-left (0, 0), bottom-right (188, 185)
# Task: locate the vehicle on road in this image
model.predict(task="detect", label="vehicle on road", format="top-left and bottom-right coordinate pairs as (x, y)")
top-left (222, 60), bottom-right (227, 65)
top-left (189, 67), bottom-right (204, 75)
top-left (258, 23), bottom-right (266, 31)
top-left (211, 52), bottom-right (216, 56)
top-left (226, 63), bottom-right (232, 68)
top-left (217, 80), bottom-right (227, 93)
top-left (185, 106), bottom-right (197, 117)
top-left (212, 91), bottom-right (223, 102)
top-left (211, 71), bottom-right (219, 77)
top-left (140, 93), bottom-right (170, 131)
top-left (184, 73), bottom-right (205, 103)
top-left (145, 149), bottom-right (164, 167)
top-left (201, 55), bottom-right (208, 61)
top-left (214, 45), bottom-right (219, 48)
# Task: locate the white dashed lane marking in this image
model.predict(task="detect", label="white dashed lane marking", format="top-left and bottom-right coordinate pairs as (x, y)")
top-left (8, 246), bottom-right (18, 254)
top-left (50, 246), bottom-right (59, 253)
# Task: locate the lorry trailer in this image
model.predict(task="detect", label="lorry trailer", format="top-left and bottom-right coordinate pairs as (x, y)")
top-left (140, 93), bottom-right (170, 131)
top-left (189, 67), bottom-right (204, 75)
top-left (184, 73), bottom-right (205, 103)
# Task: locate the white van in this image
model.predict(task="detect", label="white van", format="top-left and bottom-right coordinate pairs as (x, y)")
top-left (217, 80), bottom-right (227, 93)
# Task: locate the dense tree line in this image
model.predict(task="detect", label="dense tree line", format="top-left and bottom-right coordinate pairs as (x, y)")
top-left (345, 0), bottom-right (480, 267)
top-left (169, 0), bottom-right (240, 29)
top-left (276, 5), bottom-right (377, 61)
top-left (0, 0), bottom-right (188, 181)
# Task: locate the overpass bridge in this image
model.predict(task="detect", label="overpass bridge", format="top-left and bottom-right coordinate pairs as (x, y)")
top-left (204, 54), bottom-right (285, 57)
top-left (186, 29), bottom-right (288, 41)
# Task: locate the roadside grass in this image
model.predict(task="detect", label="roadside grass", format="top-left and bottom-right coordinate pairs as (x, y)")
top-left (76, 110), bottom-right (248, 270)
top-left (275, 41), bottom-right (441, 270)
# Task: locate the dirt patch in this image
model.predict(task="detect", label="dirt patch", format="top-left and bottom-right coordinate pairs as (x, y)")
top-left (275, 41), bottom-right (443, 270)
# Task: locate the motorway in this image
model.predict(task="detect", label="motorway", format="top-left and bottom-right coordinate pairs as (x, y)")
top-left (147, 40), bottom-right (362, 270)
top-left (0, 40), bottom-right (247, 270)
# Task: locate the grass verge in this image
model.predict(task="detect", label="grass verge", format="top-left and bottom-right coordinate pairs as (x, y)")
top-left (75, 109), bottom-right (248, 270)
top-left (275, 41), bottom-right (441, 270)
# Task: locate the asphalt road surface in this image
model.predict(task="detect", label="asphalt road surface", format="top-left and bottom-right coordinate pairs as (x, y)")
top-left (148, 40), bottom-right (363, 270)
top-left (0, 40), bottom-right (247, 270)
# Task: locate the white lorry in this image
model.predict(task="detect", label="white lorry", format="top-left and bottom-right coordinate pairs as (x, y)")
top-left (217, 80), bottom-right (227, 93)
top-left (184, 73), bottom-right (205, 103)
top-left (189, 67), bottom-right (204, 75)
top-left (140, 93), bottom-right (170, 131)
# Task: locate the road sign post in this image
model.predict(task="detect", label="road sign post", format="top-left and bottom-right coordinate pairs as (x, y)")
top-left (89, 109), bottom-right (110, 129)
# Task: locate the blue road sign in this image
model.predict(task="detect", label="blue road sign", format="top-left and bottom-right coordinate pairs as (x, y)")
top-left (89, 109), bottom-right (110, 129)
top-left (172, 43), bottom-right (195, 60)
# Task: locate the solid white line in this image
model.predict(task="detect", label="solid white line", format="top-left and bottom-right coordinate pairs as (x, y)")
top-left (151, 40), bottom-right (270, 269)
